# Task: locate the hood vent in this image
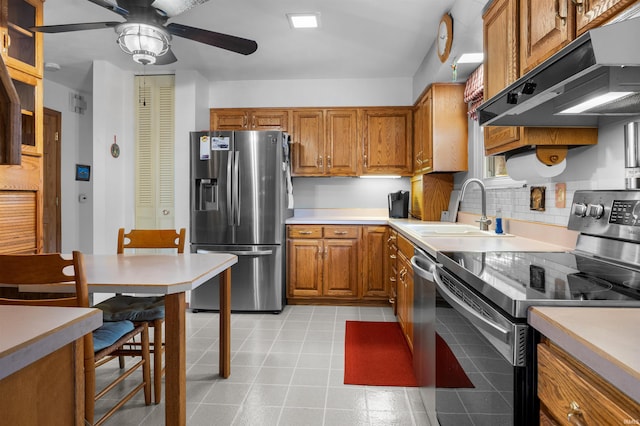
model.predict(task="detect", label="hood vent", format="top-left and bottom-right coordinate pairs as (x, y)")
top-left (478, 17), bottom-right (640, 127)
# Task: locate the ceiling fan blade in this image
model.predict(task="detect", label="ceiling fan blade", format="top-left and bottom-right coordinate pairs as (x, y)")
top-left (30, 22), bottom-right (120, 33)
top-left (154, 47), bottom-right (177, 65)
top-left (151, 0), bottom-right (210, 17)
top-left (87, 0), bottom-right (129, 17)
top-left (167, 23), bottom-right (257, 55)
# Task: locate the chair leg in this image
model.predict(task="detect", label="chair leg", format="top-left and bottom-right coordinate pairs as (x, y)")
top-left (153, 319), bottom-right (164, 404)
top-left (142, 323), bottom-right (152, 405)
top-left (118, 355), bottom-right (125, 369)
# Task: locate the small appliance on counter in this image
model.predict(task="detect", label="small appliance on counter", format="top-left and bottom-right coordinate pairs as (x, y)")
top-left (388, 190), bottom-right (409, 218)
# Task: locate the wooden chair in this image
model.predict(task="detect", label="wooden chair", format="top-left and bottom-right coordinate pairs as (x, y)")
top-left (0, 251), bottom-right (151, 426)
top-left (96, 227), bottom-right (185, 404)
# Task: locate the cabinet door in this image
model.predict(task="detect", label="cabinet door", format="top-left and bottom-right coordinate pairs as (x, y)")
top-left (2, 0), bottom-right (43, 77)
top-left (250, 110), bottom-right (289, 131)
top-left (431, 84), bottom-right (467, 172)
top-left (210, 109), bottom-right (249, 130)
top-left (575, 0), bottom-right (638, 35)
top-left (396, 252), bottom-right (409, 338)
top-left (413, 91), bottom-right (431, 174)
top-left (361, 108), bottom-right (412, 176)
top-left (323, 239), bottom-right (359, 298)
top-left (387, 230), bottom-right (398, 314)
top-left (287, 239), bottom-right (323, 297)
top-left (292, 110), bottom-right (325, 176)
top-left (520, 0), bottom-right (574, 74)
top-left (326, 109), bottom-right (358, 176)
top-left (483, 0), bottom-right (522, 153)
top-left (362, 226), bottom-right (389, 299)
top-left (11, 68), bottom-right (41, 155)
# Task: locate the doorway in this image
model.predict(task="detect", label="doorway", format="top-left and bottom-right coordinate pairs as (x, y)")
top-left (43, 107), bottom-right (61, 253)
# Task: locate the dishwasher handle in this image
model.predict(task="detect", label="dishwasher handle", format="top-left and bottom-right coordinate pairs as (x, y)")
top-left (433, 267), bottom-right (510, 342)
top-left (411, 254), bottom-right (438, 282)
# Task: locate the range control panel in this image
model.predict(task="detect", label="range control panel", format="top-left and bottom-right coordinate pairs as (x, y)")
top-left (568, 190), bottom-right (640, 241)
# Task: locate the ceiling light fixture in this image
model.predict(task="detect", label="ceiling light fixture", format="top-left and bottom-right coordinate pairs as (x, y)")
top-left (559, 91), bottom-right (634, 114)
top-left (116, 23), bottom-right (170, 65)
top-left (457, 53), bottom-right (484, 64)
top-left (287, 13), bottom-right (320, 29)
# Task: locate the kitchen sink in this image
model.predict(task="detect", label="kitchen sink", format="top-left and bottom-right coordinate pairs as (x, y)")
top-left (402, 223), bottom-right (513, 237)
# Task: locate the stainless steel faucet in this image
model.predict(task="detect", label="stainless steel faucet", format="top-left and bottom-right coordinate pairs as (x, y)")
top-left (459, 178), bottom-right (492, 231)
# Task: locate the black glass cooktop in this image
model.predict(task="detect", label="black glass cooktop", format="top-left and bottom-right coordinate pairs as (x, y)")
top-left (436, 251), bottom-right (640, 318)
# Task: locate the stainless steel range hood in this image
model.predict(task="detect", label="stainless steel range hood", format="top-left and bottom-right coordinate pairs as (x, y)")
top-left (478, 17), bottom-right (640, 127)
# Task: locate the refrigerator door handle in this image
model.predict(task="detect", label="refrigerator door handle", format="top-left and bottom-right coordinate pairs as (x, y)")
top-left (226, 151), bottom-right (234, 226)
top-left (196, 249), bottom-right (273, 256)
top-left (234, 150), bottom-right (241, 226)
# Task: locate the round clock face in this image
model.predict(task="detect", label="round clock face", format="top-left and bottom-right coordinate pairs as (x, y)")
top-left (437, 14), bottom-right (453, 63)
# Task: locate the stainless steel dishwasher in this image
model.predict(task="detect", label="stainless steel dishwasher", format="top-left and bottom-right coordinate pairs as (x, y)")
top-left (412, 247), bottom-right (437, 426)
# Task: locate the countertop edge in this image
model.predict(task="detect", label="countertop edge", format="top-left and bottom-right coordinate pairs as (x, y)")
top-left (528, 307), bottom-right (640, 404)
top-left (0, 306), bottom-right (102, 381)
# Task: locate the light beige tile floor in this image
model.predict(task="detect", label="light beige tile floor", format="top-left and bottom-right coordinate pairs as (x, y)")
top-left (96, 305), bottom-right (428, 426)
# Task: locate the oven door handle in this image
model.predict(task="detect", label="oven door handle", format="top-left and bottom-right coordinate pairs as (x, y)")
top-left (434, 267), bottom-right (510, 342)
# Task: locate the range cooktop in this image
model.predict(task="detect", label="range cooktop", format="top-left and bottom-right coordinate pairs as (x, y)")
top-left (436, 250), bottom-right (640, 318)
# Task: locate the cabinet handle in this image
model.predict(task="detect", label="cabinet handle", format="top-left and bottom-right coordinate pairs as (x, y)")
top-left (556, 0), bottom-right (567, 26)
top-left (571, 0), bottom-right (584, 14)
top-left (242, 116), bottom-right (248, 128)
top-left (390, 254), bottom-right (397, 259)
top-left (317, 156), bottom-right (323, 167)
top-left (363, 153), bottom-right (368, 168)
top-left (333, 230), bottom-right (348, 235)
top-left (251, 116), bottom-right (256, 128)
top-left (327, 156), bottom-right (331, 169)
top-left (390, 277), bottom-right (396, 282)
top-left (387, 235), bottom-right (397, 242)
top-left (567, 401), bottom-right (586, 426)
top-left (324, 247), bottom-right (328, 257)
top-left (297, 230), bottom-right (313, 235)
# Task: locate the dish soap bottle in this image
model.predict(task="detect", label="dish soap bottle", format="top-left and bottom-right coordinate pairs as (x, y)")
top-left (495, 208), bottom-right (504, 234)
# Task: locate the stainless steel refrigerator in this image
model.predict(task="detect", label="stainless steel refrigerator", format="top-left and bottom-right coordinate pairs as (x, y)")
top-left (189, 130), bottom-right (293, 312)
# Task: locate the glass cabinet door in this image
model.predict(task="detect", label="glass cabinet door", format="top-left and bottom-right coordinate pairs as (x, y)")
top-left (10, 70), bottom-right (40, 154)
top-left (3, 0), bottom-right (43, 76)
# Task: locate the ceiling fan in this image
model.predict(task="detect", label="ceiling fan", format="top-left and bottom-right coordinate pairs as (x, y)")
top-left (31, 0), bottom-right (258, 66)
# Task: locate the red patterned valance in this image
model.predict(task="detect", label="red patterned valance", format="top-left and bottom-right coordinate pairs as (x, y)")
top-left (463, 64), bottom-right (483, 121)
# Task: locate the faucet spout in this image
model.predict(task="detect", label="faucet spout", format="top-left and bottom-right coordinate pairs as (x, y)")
top-left (459, 178), bottom-right (492, 231)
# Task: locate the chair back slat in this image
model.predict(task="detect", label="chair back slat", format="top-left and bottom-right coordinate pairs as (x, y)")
top-left (117, 228), bottom-right (186, 253)
top-left (0, 251), bottom-right (89, 308)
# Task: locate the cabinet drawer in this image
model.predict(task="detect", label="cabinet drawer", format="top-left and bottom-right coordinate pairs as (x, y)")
top-left (287, 226), bottom-right (323, 239)
top-left (537, 343), bottom-right (640, 425)
top-left (397, 233), bottom-right (414, 258)
top-left (323, 226), bottom-right (359, 239)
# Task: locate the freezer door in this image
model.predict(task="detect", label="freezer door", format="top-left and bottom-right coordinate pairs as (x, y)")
top-left (190, 131), bottom-right (234, 244)
top-left (234, 131), bottom-right (284, 245)
top-left (191, 245), bottom-right (284, 312)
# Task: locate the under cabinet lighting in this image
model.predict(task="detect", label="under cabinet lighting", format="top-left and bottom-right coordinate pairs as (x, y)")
top-left (457, 53), bottom-right (484, 64)
top-left (559, 91), bottom-right (634, 114)
top-left (287, 13), bottom-right (320, 29)
top-left (359, 175), bottom-right (402, 179)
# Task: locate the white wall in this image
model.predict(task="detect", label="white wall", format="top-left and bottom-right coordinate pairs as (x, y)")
top-left (43, 79), bottom-right (93, 253)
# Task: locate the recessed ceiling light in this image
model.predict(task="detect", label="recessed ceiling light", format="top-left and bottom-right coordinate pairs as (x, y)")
top-left (287, 13), bottom-right (320, 29)
top-left (457, 53), bottom-right (484, 64)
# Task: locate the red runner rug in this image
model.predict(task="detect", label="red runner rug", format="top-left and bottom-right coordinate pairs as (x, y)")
top-left (344, 321), bottom-right (474, 388)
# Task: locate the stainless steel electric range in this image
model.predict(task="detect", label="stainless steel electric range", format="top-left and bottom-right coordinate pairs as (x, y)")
top-left (431, 190), bottom-right (640, 426)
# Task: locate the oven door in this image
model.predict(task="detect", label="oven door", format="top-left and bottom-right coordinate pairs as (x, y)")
top-left (434, 265), bottom-right (533, 426)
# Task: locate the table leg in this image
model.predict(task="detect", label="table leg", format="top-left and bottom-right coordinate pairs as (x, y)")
top-left (219, 267), bottom-right (231, 378)
top-left (165, 292), bottom-right (186, 426)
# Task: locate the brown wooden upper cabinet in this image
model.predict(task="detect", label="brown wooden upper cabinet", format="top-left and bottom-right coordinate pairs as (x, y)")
top-left (210, 108), bottom-right (289, 131)
top-left (413, 83), bottom-right (467, 175)
top-left (0, 0), bottom-right (43, 78)
top-left (361, 107), bottom-right (412, 176)
top-left (482, 0), bottom-right (598, 159)
top-left (291, 108), bottom-right (358, 176)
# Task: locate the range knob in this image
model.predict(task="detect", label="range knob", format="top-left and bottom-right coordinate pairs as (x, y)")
top-left (572, 202), bottom-right (588, 217)
top-left (587, 203), bottom-right (605, 219)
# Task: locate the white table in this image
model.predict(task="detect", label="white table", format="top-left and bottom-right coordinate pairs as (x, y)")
top-left (76, 253), bottom-right (236, 426)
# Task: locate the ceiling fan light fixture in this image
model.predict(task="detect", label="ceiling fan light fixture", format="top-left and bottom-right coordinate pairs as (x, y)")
top-left (116, 23), bottom-right (171, 65)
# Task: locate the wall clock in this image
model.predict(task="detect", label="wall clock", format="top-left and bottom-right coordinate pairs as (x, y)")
top-left (437, 13), bottom-right (453, 63)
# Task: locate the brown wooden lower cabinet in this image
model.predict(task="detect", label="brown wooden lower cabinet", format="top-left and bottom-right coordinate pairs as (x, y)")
top-left (287, 224), bottom-right (391, 306)
top-left (396, 233), bottom-right (414, 351)
top-left (537, 340), bottom-right (640, 424)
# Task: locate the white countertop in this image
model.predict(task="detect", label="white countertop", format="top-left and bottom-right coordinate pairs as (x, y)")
top-left (529, 307), bottom-right (640, 404)
top-left (286, 209), bottom-right (572, 256)
top-left (0, 305), bottom-right (102, 381)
